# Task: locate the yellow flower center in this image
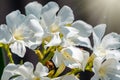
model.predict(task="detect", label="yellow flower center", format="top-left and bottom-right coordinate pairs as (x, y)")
top-left (97, 47), bottom-right (106, 57)
top-left (33, 77), bottom-right (40, 80)
top-left (50, 23), bottom-right (60, 33)
top-left (13, 27), bottom-right (24, 40)
top-left (99, 67), bottom-right (106, 77)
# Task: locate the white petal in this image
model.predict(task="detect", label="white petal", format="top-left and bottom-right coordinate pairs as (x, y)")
top-left (60, 27), bottom-right (79, 38)
top-left (15, 62), bottom-right (34, 78)
top-left (94, 24), bottom-right (106, 40)
top-left (62, 46), bottom-right (84, 69)
top-left (58, 6), bottom-right (74, 25)
top-left (62, 75), bottom-right (79, 80)
top-left (91, 74), bottom-right (99, 80)
top-left (93, 24), bottom-right (106, 48)
top-left (10, 41), bottom-right (26, 57)
top-left (25, 37), bottom-right (42, 50)
top-left (101, 32), bottom-right (120, 50)
top-left (93, 57), bottom-right (103, 72)
top-left (72, 20), bottom-right (92, 37)
top-left (81, 50), bottom-right (89, 70)
top-left (45, 32), bottom-right (61, 47)
top-left (1, 72), bottom-right (13, 80)
top-left (63, 46), bottom-right (83, 62)
top-left (29, 19), bottom-right (44, 37)
top-left (1, 63), bottom-right (19, 80)
top-left (52, 50), bottom-right (64, 67)
top-left (34, 62), bottom-right (49, 77)
top-left (41, 1), bottom-right (59, 26)
top-left (25, 1), bottom-right (42, 18)
top-left (69, 36), bottom-right (92, 49)
top-left (0, 24), bottom-right (12, 43)
top-left (6, 10), bottom-right (25, 32)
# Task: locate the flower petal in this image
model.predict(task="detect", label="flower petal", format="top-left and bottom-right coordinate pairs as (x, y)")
top-left (1, 63), bottom-right (19, 80)
top-left (60, 27), bottom-right (79, 38)
top-left (41, 1), bottom-right (59, 26)
top-left (6, 10), bottom-right (25, 32)
top-left (72, 20), bottom-right (92, 37)
top-left (70, 36), bottom-right (92, 49)
top-left (10, 41), bottom-right (26, 57)
top-left (29, 19), bottom-right (44, 38)
top-left (52, 50), bottom-right (64, 67)
top-left (45, 32), bottom-right (61, 47)
top-left (0, 24), bottom-right (12, 43)
top-left (62, 75), bottom-right (79, 80)
top-left (25, 1), bottom-right (42, 18)
top-left (93, 24), bottom-right (106, 48)
top-left (34, 62), bottom-right (49, 77)
top-left (16, 62), bottom-right (34, 78)
top-left (101, 32), bottom-right (120, 50)
top-left (58, 6), bottom-right (74, 25)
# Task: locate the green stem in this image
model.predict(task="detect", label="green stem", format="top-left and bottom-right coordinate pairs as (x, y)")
top-left (4, 45), bottom-right (14, 63)
top-left (42, 47), bottom-right (56, 65)
top-left (34, 50), bottom-right (44, 61)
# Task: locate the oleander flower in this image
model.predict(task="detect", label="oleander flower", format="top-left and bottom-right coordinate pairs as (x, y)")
top-left (52, 46), bottom-right (89, 70)
top-left (25, 1), bottom-right (72, 47)
top-left (1, 62), bottom-right (49, 80)
top-left (25, 1), bottom-right (92, 48)
top-left (93, 24), bottom-right (120, 58)
top-left (61, 20), bottom-right (92, 49)
top-left (91, 57), bottom-right (120, 80)
top-left (0, 10), bottom-right (44, 57)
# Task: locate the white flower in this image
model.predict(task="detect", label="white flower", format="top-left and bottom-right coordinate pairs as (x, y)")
top-left (0, 10), bottom-right (44, 57)
top-left (25, 1), bottom-right (74, 47)
top-left (1, 62), bottom-right (49, 80)
top-left (91, 57), bottom-right (120, 80)
top-left (52, 46), bottom-right (89, 70)
top-left (60, 20), bottom-right (92, 49)
top-left (93, 24), bottom-right (120, 58)
top-left (25, 1), bottom-right (93, 49)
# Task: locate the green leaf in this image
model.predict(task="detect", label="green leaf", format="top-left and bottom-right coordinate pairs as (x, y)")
top-left (0, 48), bottom-right (5, 78)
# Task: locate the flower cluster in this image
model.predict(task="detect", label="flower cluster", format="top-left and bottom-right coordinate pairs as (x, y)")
top-left (0, 1), bottom-right (120, 80)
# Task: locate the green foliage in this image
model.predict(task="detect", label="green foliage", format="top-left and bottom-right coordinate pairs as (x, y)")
top-left (0, 48), bottom-right (4, 79)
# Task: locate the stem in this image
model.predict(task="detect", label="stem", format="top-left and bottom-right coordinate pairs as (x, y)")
top-left (85, 54), bottom-right (95, 71)
top-left (4, 45), bottom-right (14, 63)
top-left (34, 50), bottom-right (44, 61)
top-left (42, 47), bottom-right (56, 65)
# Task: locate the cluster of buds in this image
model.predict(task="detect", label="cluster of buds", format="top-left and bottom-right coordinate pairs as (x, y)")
top-left (0, 1), bottom-right (120, 80)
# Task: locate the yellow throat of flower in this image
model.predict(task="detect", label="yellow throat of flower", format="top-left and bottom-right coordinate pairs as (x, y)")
top-left (33, 77), bottom-right (40, 80)
top-left (13, 28), bottom-right (24, 40)
top-left (50, 23), bottom-right (60, 33)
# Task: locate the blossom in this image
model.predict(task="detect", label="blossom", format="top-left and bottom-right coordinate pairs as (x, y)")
top-left (25, 1), bottom-right (93, 48)
top-left (1, 62), bottom-right (79, 80)
top-left (91, 57), bottom-right (120, 80)
top-left (25, 1), bottom-right (72, 47)
top-left (0, 10), bottom-right (44, 57)
top-left (61, 21), bottom-right (92, 49)
top-left (52, 46), bottom-right (89, 70)
top-left (93, 24), bottom-right (120, 58)
top-left (1, 62), bottom-right (49, 80)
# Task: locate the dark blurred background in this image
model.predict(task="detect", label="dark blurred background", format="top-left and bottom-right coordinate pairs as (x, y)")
top-left (0, 0), bottom-right (120, 79)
